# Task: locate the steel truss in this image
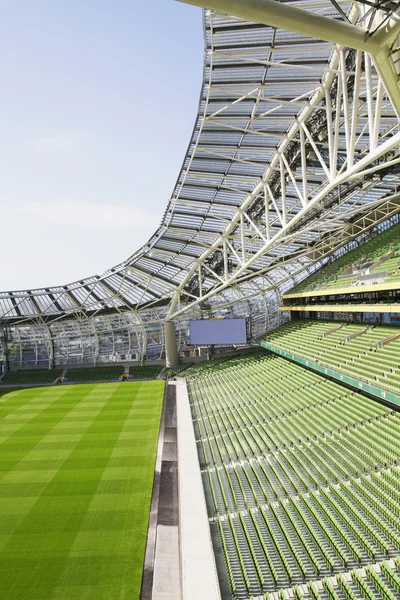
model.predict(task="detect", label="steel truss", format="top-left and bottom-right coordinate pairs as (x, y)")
top-left (1, 0), bottom-right (400, 365)
top-left (166, 1), bottom-right (400, 319)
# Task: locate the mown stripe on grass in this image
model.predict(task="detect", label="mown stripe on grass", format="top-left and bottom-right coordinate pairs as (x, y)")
top-left (0, 381), bottom-right (164, 600)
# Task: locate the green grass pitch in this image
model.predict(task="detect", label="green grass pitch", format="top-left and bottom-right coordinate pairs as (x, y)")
top-left (0, 381), bottom-right (165, 600)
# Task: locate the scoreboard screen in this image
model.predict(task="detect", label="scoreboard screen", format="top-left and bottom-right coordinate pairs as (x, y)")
top-left (189, 319), bottom-right (247, 345)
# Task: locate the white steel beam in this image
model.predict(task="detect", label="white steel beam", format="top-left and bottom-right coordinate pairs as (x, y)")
top-left (179, 0), bottom-right (400, 116)
top-left (178, 0), bottom-right (384, 52)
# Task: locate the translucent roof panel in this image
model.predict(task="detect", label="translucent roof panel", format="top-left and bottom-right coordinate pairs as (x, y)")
top-left (1, 1), bottom-right (399, 324)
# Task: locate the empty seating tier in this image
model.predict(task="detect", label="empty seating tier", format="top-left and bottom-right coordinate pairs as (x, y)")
top-left (257, 320), bottom-right (400, 396)
top-left (176, 357), bottom-right (237, 377)
top-left (166, 363), bottom-right (194, 377)
top-left (1, 368), bottom-right (62, 385)
top-left (128, 365), bottom-right (161, 379)
top-left (290, 223), bottom-right (400, 294)
top-left (64, 366), bottom-right (124, 382)
top-left (174, 352), bottom-right (263, 379)
top-left (187, 352), bottom-right (400, 600)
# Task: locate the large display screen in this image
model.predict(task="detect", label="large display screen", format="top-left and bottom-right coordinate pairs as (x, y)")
top-left (189, 319), bottom-right (247, 345)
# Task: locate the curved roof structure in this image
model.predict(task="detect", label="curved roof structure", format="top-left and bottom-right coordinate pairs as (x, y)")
top-left (1, 0), bottom-right (400, 326)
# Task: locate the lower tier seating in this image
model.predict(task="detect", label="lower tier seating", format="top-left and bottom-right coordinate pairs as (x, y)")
top-left (187, 352), bottom-right (400, 600)
top-left (65, 366), bottom-right (124, 382)
top-left (1, 368), bottom-right (62, 385)
top-left (128, 365), bottom-right (161, 379)
top-left (1, 364), bottom-right (162, 385)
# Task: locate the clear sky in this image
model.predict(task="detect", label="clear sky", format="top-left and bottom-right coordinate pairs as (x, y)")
top-left (0, 0), bottom-right (203, 291)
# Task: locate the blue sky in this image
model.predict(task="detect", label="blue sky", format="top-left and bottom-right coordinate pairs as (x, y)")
top-left (0, 0), bottom-right (203, 290)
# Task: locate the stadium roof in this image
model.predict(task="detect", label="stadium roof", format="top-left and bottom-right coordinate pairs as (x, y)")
top-left (1, 0), bottom-right (400, 325)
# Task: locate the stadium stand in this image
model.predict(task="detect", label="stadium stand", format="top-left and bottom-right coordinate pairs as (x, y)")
top-left (175, 355), bottom-right (261, 378)
top-left (167, 356), bottom-right (263, 379)
top-left (257, 321), bottom-right (400, 394)
top-left (166, 363), bottom-right (194, 377)
top-left (187, 352), bottom-right (400, 600)
top-left (291, 223), bottom-right (400, 294)
top-left (128, 365), bottom-right (161, 379)
top-left (64, 365), bottom-right (124, 382)
top-left (1, 4), bottom-right (400, 600)
top-left (175, 358), bottom-right (231, 377)
top-left (0, 364), bottom-right (162, 385)
top-left (1, 368), bottom-right (62, 385)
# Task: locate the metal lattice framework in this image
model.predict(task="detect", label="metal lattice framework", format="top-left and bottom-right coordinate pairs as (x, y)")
top-left (1, 0), bottom-right (400, 365)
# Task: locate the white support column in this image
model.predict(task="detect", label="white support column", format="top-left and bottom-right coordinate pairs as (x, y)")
top-left (240, 211), bottom-right (246, 262)
top-left (340, 48), bottom-right (351, 165)
top-left (372, 79), bottom-right (385, 150)
top-left (325, 87), bottom-right (335, 178)
top-left (198, 266), bottom-right (203, 298)
top-left (280, 157), bottom-right (287, 224)
top-left (223, 238), bottom-right (229, 281)
top-left (299, 126), bottom-right (308, 204)
top-left (89, 318), bottom-right (100, 365)
top-left (0, 326), bottom-right (9, 373)
top-left (127, 326), bottom-right (132, 360)
top-left (16, 328), bottom-right (22, 368)
top-left (65, 328), bottom-right (70, 364)
top-left (373, 49), bottom-right (400, 120)
top-left (111, 329), bottom-right (116, 362)
top-left (349, 50), bottom-right (362, 168)
top-left (44, 324), bottom-right (55, 370)
top-left (135, 312), bottom-right (147, 361)
top-left (165, 321), bottom-right (179, 368)
top-left (365, 53), bottom-right (375, 146)
top-left (263, 184), bottom-right (270, 241)
top-left (333, 74), bottom-right (342, 178)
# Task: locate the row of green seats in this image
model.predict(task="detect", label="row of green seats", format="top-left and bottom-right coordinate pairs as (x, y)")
top-left (128, 365), bottom-right (161, 379)
top-left (263, 561), bottom-right (400, 600)
top-left (65, 365), bottom-right (124, 381)
top-left (291, 221), bottom-right (400, 293)
top-left (166, 363), bottom-right (194, 377)
top-left (188, 351), bottom-right (400, 599)
top-left (1, 364), bottom-right (162, 386)
top-left (257, 320), bottom-right (400, 394)
top-left (1, 368), bottom-right (62, 384)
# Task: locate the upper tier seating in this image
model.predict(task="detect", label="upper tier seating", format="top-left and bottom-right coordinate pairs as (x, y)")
top-left (291, 223), bottom-right (400, 294)
top-left (1, 368), bottom-right (62, 385)
top-left (258, 320), bottom-right (400, 394)
top-left (188, 352), bottom-right (400, 600)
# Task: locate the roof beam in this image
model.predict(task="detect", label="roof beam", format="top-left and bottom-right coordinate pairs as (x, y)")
top-left (179, 0), bottom-right (386, 52)
top-left (181, 0), bottom-right (400, 116)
